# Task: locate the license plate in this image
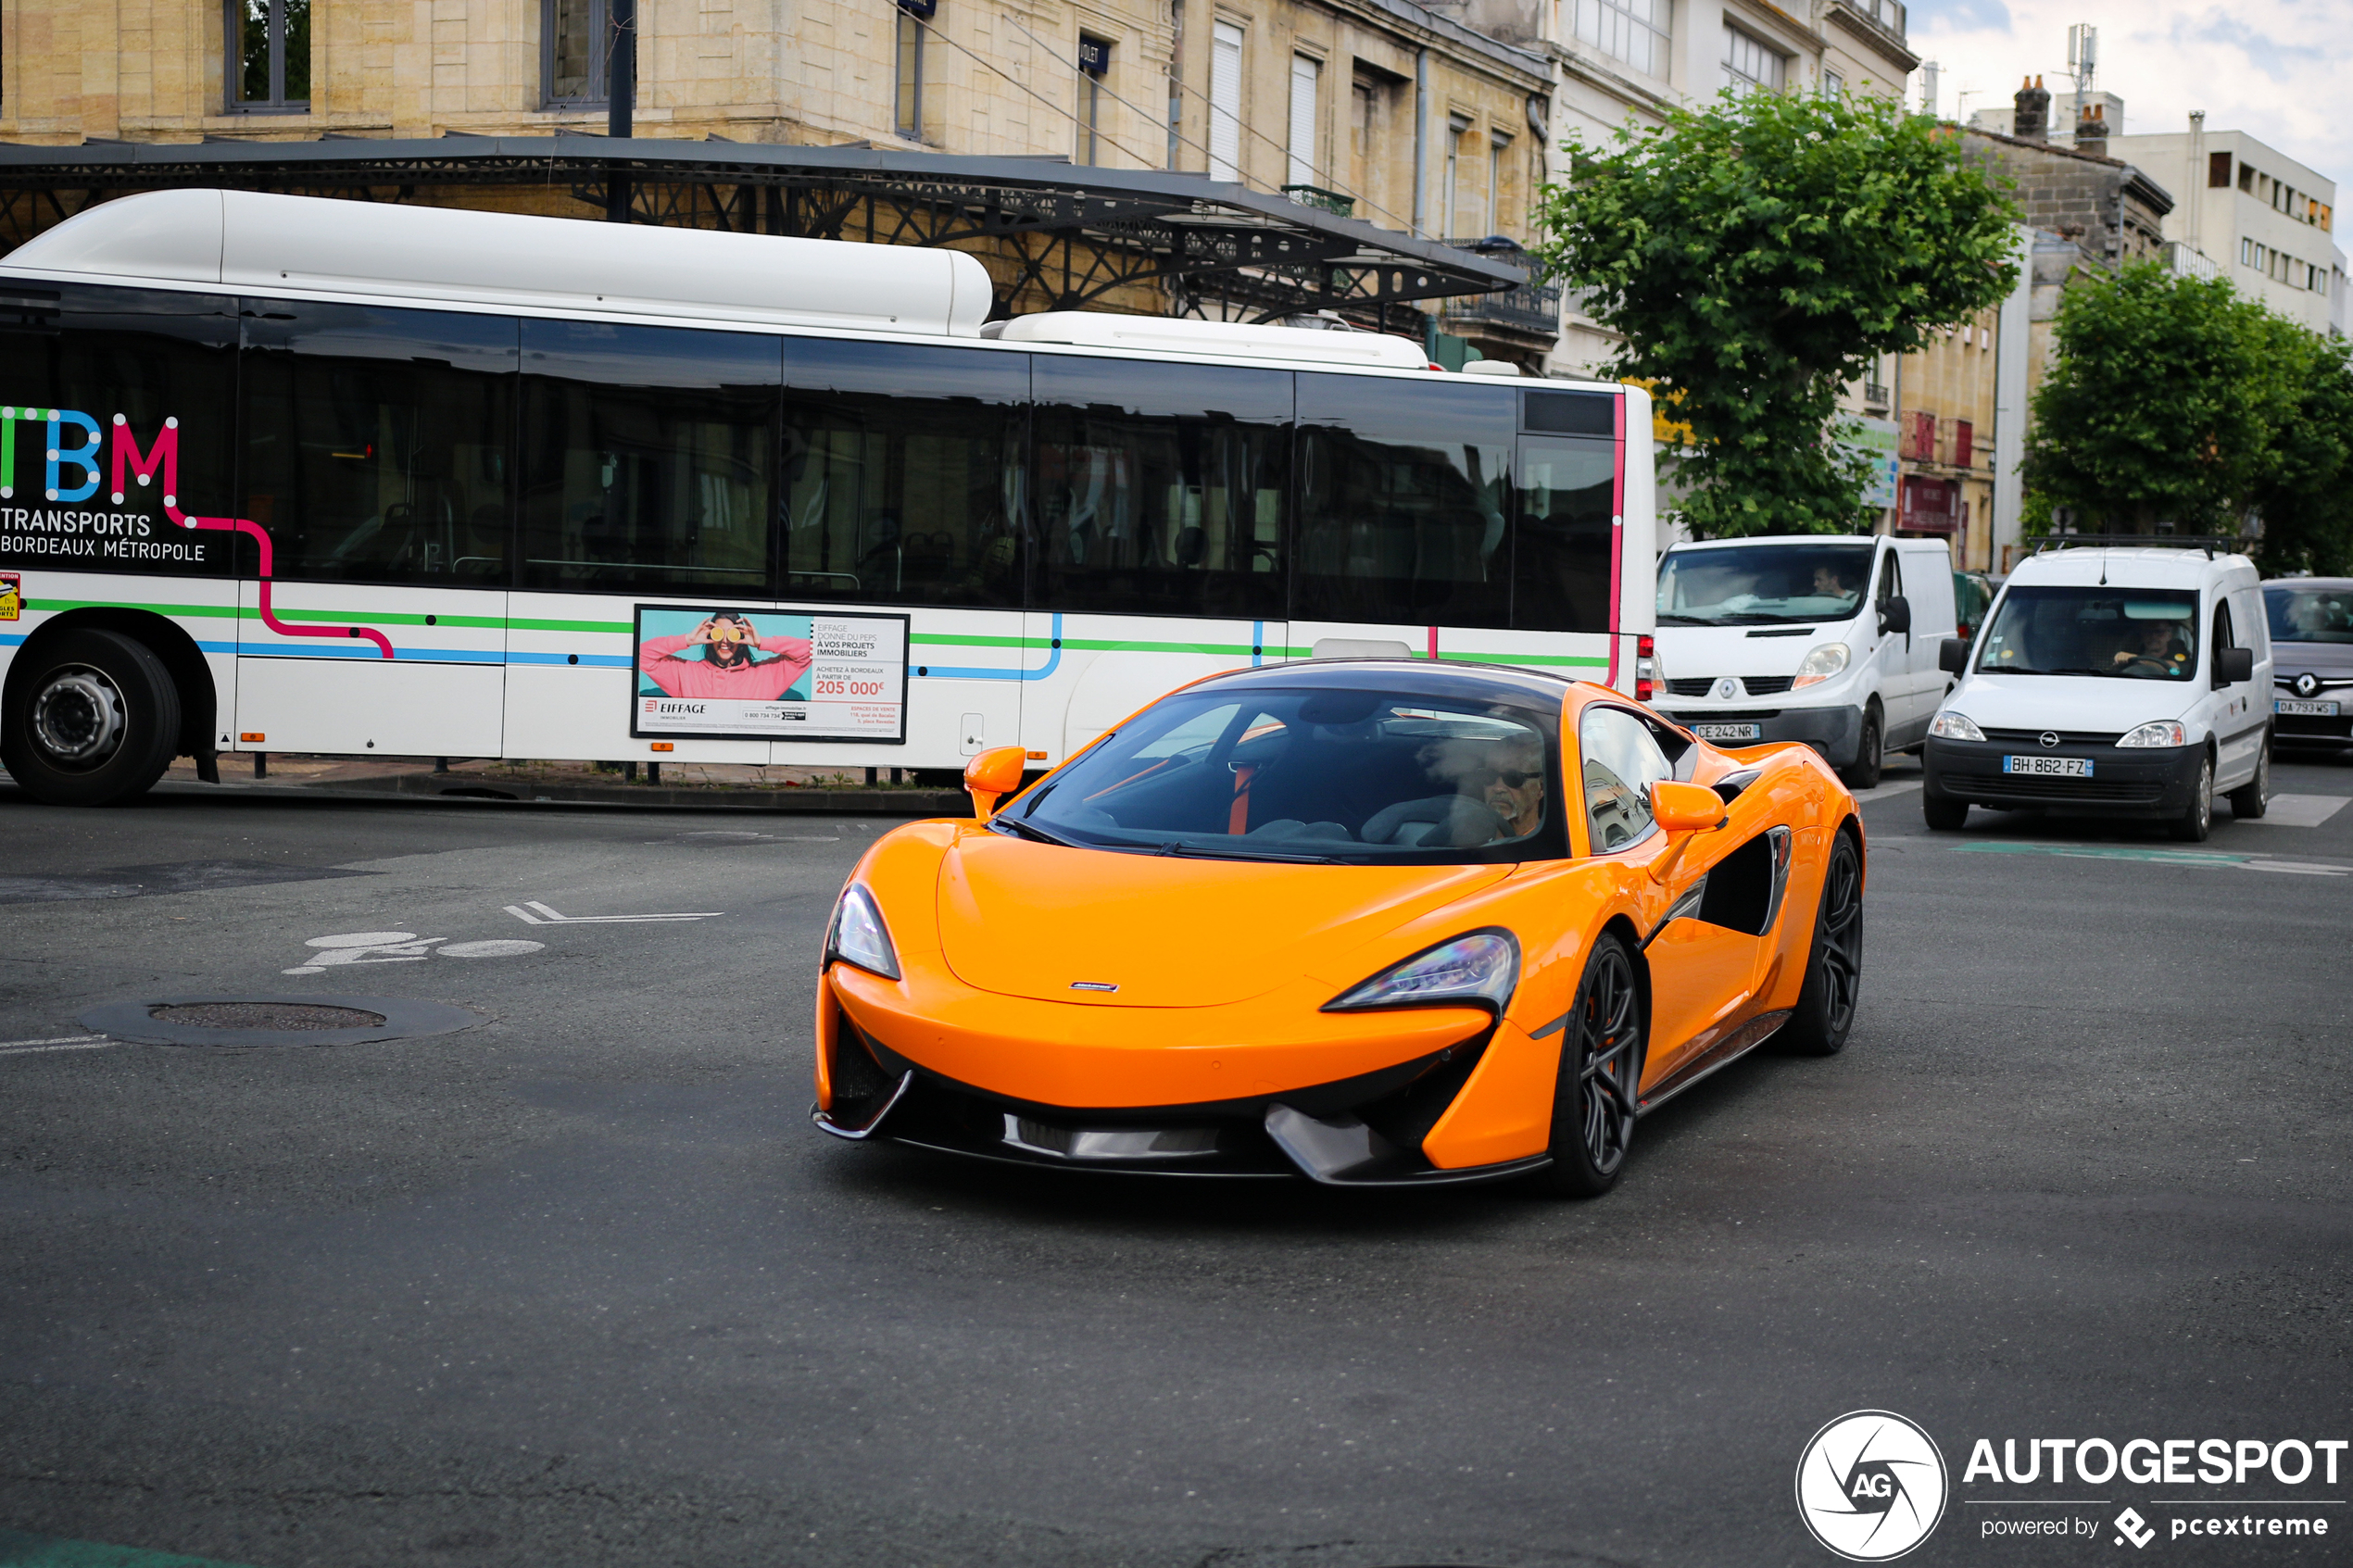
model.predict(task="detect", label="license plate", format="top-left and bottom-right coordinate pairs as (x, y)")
top-left (1692, 722), bottom-right (1763, 742)
top-left (2276, 698), bottom-right (2341, 716)
top-left (2003, 755), bottom-right (2092, 778)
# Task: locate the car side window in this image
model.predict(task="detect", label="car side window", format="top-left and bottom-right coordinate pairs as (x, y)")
top-left (1875, 550), bottom-right (1903, 613)
top-left (1580, 707), bottom-right (1674, 852)
top-left (2210, 596), bottom-right (2237, 685)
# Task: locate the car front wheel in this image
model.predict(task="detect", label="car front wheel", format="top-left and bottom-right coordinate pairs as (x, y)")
top-left (1536, 933), bottom-right (1643, 1198)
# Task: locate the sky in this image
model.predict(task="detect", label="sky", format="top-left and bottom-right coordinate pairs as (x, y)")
top-left (1906, 0), bottom-right (2353, 190)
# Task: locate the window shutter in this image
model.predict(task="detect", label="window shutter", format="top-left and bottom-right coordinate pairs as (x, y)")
top-left (1288, 55), bottom-right (1319, 186)
top-left (1209, 23), bottom-right (1244, 182)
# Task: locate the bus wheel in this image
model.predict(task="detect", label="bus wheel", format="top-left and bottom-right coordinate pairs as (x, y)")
top-left (2, 629), bottom-right (182, 806)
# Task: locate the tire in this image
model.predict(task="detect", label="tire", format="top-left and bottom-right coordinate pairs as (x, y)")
top-left (1534, 933), bottom-right (1644, 1198)
top-left (2227, 736), bottom-right (2271, 820)
top-left (1921, 789), bottom-right (1969, 832)
top-left (1776, 829), bottom-right (1863, 1056)
top-left (2167, 753), bottom-right (2214, 843)
top-left (1840, 707), bottom-right (1883, 790)
top-left (0, 629), bottom-right (182, 807)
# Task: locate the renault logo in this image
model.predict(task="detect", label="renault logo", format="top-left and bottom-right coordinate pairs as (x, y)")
top-left (2295, 671), bottom-right (2322, 698)
top-left (1717, 678), bottom-right (1741, 700)
top-left (2040, 732), bottom-right (2060, 748)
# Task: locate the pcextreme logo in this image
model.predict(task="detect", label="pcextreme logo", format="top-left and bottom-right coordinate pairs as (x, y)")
top-left (1795, 1410), bottom-right (1950, 1562)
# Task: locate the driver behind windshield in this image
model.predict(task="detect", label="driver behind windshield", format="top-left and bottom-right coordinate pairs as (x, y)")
top-left (1473, 738), bottom-right (1547, 842)
top-left (1812, 561), bottom-right (1856, 600)
top-left (2111, 616), bottom-right (2190, 676)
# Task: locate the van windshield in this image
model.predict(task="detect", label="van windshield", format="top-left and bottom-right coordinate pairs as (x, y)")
top-left (1002, 685), bottom-right (1567, 865)
top-left (1656, 543), bottom-right (1875, 626)
top-left (1976, 587), bottom-right (2200, 680)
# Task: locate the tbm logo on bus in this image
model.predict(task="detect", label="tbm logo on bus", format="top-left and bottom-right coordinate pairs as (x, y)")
top-left (0, 408), bottom-right (181, 505)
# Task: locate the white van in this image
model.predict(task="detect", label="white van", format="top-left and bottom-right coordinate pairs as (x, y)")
top-left (1920, 541), bottom-right (2272, 842)
top-left (1651, 534), bottom-right (1959, 787)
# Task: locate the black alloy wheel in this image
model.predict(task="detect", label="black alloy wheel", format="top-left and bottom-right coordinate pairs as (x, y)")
top-left (1778, 830), bottom-right (1863, 1056)
top-left (0, 628), bottom-right (182, 807)
top-left (1841, 708), bottom-right (1883, 791)
top-left (2169, 754), bottom-right (2214, 843)
top-left (1538, 933), bottom-right (1643, 1198)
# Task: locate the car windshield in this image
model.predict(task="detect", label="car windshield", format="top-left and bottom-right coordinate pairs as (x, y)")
top-left (1655, 543), bottom-right (1875, 626)
top-left (1975, 586), bottom-right (2200, 679)
top-left (1004, 684), bottom-right (1567, 865)
top-left (2265, 583), bottom-right (2353, 644)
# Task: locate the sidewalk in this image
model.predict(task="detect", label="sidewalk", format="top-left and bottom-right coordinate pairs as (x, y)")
top-left (157, 755), bottom-right (975, 816)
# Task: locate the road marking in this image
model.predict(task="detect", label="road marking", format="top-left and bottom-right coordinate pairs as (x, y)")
top-left (437, 939), bottom-right (547, 958)
top-left (2238, 794), bottom-right (2352, 828)
top-left (285, 931), bottom-right (546, 974)
top-left (1950, 841), bottom-right (2348, 876)
top-left (503, 900), bottom-right (724, 925)
top-left (0, 1034), bottom-right (114, 1054)
top-left (1851, 779), bottom-right (1924, 803)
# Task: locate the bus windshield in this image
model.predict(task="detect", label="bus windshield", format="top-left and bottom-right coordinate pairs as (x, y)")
top-left (1656, 543), bottom-right (1874, 626)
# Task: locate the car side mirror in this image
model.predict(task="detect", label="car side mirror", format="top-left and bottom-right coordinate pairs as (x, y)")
top-left (963, 745), bottom-right (1028, 818)
top-left (2213, 646), bottom-right (2254, 687)
top-left (1939, 636), bottom-right (1970, 674)
top-left (1880, 595), bottom-right (1912, 636)
top-left (1651, 780), bottom-right (1727, 835)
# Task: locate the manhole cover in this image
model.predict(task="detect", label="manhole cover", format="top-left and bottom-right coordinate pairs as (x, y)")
top-left (78, 995), bottom-right (482, 1048)
top-left (150, 1002), bottom-right (388, 1031)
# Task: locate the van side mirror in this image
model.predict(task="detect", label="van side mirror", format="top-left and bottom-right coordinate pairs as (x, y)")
top-left (1939, 637), bottom-right (1971, 674)
top-left (1880, 595), bottom-right (1912, 636)
top-left (2213, 646), bottom-right (2254, 687)
top-left (963, 745), bottom-right (1028, 818)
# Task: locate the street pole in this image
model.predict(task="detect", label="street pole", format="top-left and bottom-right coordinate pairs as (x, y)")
top-left (607, 0), bottom-right (636, 222)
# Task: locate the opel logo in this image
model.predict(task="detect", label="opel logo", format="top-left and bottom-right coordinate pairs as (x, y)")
top-left (2295, 671), bottom-right (2322, 698)
top-left (2039, 732), bottom-right (2060, 748)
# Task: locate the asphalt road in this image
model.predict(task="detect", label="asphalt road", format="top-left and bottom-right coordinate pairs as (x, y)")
top-left (2, 752), bottom-right (2350, 1568)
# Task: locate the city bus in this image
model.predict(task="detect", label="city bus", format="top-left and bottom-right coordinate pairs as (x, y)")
top-left (0, 189), bottom-right (1656, 807)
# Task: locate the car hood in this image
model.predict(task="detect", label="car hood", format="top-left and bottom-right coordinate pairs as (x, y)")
top-left (1944, 672), bottom-right (2198, 730)
top-left (2271, 642), bottom-right (2353, 675)
top-left (935, 834), bottom-right (1511, 1009)
top-left (1653, 621), bottom-right (1860, 682)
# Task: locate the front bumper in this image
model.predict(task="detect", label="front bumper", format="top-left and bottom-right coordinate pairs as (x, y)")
top-left (1658, 703), bottom-right (1866, 766)
top-left (2272, 702), bottom-right (2353, 746)
top-left (1923, 736), bottom-right (2206, 817)
top-left (813, 982), bottom-right (1552, 1187)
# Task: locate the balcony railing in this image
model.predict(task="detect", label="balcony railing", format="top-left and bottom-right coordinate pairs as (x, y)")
top-left (1863, 380), bottom-right (1891, 409)
top-left (1437, 236), bottom-right (1562, 337)
top-left (1282, 183), bottom-right (1355, 218)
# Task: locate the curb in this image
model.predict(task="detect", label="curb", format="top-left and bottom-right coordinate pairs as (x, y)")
top-left (332, 773), bottom-right (976, 814)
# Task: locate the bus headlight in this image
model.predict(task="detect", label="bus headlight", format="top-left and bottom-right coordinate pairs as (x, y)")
top-left (1793, 643), bottom-right (1851, 688)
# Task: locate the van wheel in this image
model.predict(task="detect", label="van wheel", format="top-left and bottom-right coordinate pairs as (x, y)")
top-left (2227, 738), bottom-right (2271, 820)
top-left (2167, 754), bottom-right (2214, 843)
top-left (1776, 830), bottom-right (1863, 1056)
top-left (0, 629), bottom-right (182, 807)
top-left (1921, 789), bottom-right (1968, 831)
top-left (1839, 708), bottom-right (1882, 790)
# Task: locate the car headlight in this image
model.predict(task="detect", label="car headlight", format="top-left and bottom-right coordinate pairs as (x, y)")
top-left (1928, 709), bottom-right (1985, 742)
top-left (2118, 721), bottom-right (2188, 748)
top-left (824, 883), bottom-right (901, 979)
top-left (1792, 642), bottom-right (1851, 689)
top-left (1324, 931), bottom-right (1518, 1014)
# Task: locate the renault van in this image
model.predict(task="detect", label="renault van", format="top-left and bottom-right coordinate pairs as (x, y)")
top-left (1652, 534), bottom-right (1960, 787)
top-left (1920, 540), bottom-right (2272, 842)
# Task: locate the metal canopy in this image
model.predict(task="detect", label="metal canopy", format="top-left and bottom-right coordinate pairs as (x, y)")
top-left (0, 135), bottom-right (1527, 322)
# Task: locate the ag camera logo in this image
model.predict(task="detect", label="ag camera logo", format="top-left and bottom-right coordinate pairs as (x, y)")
top-left (1795, 1411), bottom-right (1949, 1561)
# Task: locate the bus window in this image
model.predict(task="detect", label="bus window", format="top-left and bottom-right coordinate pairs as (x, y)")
top-left (521, 320), bottom-right (777, 597)
top-left (241, 303), bottom-right (517, 585)
top-left (1033, 359), bottom-right (1287, 621)
top-left (1514, 437), bottom-right (1614, 632)
top-left (0, 283), bottom-right (245, 579)
top-left (780, 337), bottom-right (1027, 609)
top-left (1294, 375), bottom-right (1514, 629)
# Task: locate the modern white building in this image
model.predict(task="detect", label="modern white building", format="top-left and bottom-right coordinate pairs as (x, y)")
top-left (2111, 124), bottom-right (2338, 335)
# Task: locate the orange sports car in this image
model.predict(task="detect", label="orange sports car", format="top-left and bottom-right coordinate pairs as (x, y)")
top-left (813, 660), bottom-right (1863, 1196)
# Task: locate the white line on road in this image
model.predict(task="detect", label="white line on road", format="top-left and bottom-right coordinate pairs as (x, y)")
top-left (504, 900), bottom-right (724, 926)
top-left (1851, 780), bottom-right (1924, 803)
top-left (0, 1035), bottom-right (117, 1055)
top-left (2237, 794), bottom-right (2352, 828)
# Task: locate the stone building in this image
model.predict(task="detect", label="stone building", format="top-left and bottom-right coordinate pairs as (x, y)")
top-left (2112, 122), bottom-right (2338, 338)
top-left (0, 0), bottom-right (1548, 338)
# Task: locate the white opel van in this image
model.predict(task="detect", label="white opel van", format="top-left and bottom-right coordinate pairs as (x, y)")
top-left (1920, 540), bottom-right (2272, 842)
top-left (1651, 534), bottom-right (1960, 787)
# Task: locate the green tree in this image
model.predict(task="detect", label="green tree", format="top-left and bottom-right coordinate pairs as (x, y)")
top-left (2023, 263), bottom-right (2302, 538)
top-left (2247, 329), bottom-right (2353, 576)
top-left (1531, 90), bottom-right (2018, 537)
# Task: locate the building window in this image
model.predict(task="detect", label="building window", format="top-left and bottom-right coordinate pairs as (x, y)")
top-left (1353, 74), bottom-right (1378, 169)
top-left (229, 0), bottom-right (310, 112)
top-left (544, 0), bottom-right (608, 107)
top-left (1208, 20), bottom-right (1243, 182)
top-left (895, 5), bottom-right (927, 142)
top-left (1572, 0), bottom-right (1668, 80)
top-left (1822, 69), bottom-right (1843, 98)
top-left (1444, 114), bottom-right (1469, 235)
top-left (1077, 35), bottom-right (1112, 166)
top-left (1721, 25), bottom-right (1786, 93)
top-left (1288, 54), bottom-right (1320, 186)
top-left (1487, 131), bottom-right (1510, 238)
top-left (2208, 151), bottom-right (2232, 188)
top-left (1166, 0), bottom-right (1184, 169)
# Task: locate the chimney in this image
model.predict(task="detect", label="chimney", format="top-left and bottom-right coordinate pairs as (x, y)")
top-left (2074, 100), bottom-right (2108, 155)
top-left (2014, 74), bottom-right (2050, 142)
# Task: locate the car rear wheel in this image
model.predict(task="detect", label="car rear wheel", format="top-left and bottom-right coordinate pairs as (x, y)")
top-left (2226, 737), bottom-right (2271, 820)
top-left (1536, 933), bottom-right (1642, 1198)
top-left (1776, 830), bottom-right (1863, 1056)
top-left (2168, 754), bottom-right (2214, 843)
top-left (1, 629), bottom-right (182, 807)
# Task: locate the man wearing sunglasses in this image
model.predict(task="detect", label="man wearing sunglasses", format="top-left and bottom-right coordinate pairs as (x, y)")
top-left (1476, 739), bottom-right (1548, 842)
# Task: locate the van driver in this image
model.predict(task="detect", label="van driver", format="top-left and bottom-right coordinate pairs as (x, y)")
top-left (2111, 618), bottom-right (2188, 675)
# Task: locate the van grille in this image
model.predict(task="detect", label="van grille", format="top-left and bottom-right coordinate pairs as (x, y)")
top-left (1981, 728), bottom-right (2124, 747)
top-left (1665, 676), bottom-right (1796, 697)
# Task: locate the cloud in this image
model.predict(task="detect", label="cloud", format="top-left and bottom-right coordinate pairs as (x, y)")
top-left (1907, 0), bottom-right (2353, 203)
